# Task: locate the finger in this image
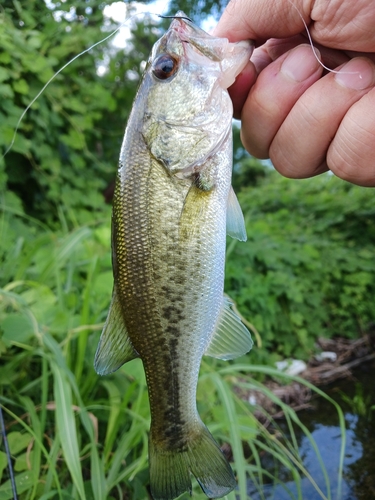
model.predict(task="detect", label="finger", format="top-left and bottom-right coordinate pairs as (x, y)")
top-left (310, 0), bottom-right (375, 51)
top-left (262, 36), bottom-right (350, 69)
top-left (233, 39), bottom-right (340, 119)
top-left (328, 88), bottom-right (375, 186)
top-left (213, 0), bottom-right (311, 42)
top-left (345, 51), bottom-right (375, 64)
top-left (227, 61), bottom-right (257, 119)
top-left (240, 44), bottom-right (324, 158)
top-left (269, 57), bottom-right (375, 179)
top-left (250, 46), bottom-right (273, 74)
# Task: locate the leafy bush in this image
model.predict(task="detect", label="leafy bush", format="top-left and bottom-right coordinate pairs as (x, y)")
top-left (0, 1), bottom-right (157, 224)
top-left (226, 171), bottom-right (375, 361)
top-left (0, 203), bottom-right (347, 499)
top-left (0, 2), bottom-right (372, 497)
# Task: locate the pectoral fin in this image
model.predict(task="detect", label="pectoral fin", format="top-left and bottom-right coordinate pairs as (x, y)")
top-left (179, 179), bottom-right (213, 240)
top-left (94, 286), bottom-right (138, 375)
top-left (204, 296), bottom-right (253, 360)
top-left (226, 186), bottom-right (247, 241)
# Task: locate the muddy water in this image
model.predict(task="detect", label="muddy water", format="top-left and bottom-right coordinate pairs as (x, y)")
top-left (248, 361), bottom-right (375, 500)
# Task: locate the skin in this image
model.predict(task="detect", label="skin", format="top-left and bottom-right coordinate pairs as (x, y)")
top-left (213, 0), bottom-right (375, 186)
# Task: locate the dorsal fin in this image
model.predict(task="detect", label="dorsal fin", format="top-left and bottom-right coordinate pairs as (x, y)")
top-left (204, 296), bottom-right (253, 360)
top-left (94, 286), bottom-right (138, 375)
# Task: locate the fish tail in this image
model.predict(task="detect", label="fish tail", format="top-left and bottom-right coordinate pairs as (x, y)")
top-left (149, 424), bottom-right (236, 499)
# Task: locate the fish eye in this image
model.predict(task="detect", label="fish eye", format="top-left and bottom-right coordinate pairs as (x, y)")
top-left (152, 54), bottom-right (179, 80)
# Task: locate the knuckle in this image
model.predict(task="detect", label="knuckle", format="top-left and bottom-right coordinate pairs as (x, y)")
top-left (329, 113), bottom-right (375, 186)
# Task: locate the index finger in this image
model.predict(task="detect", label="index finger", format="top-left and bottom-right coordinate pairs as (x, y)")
top-left (213, 0), bottom-right (312, 42)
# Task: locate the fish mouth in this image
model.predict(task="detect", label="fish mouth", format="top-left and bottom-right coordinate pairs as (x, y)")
top-left (166, 12), bottom-right (254, 89)
top-left (168, 13), bottom-right (227, 63)
top-left (143, 14), bottom-right (254, 178)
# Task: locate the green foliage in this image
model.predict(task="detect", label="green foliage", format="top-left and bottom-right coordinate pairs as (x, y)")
top-left (0, 234), bottom-right (345, 498)
top-left (227, 171), bottom-right (375, 360)
top-left (0, 1), bottom-right (159, 224)
top-left (0, 203), bottom-right (150, 498)
top-left (232, 126), bottom-right (269, 191)
top-left (1, 171), bottom-right (353, 498)
top-left (0, 1), bottom-right (371, 498)
top-left (339, 383), bottom-right (373, 419)
top-left (0, 0), bottom-right (226, 226)
top-left (0, 173), bottom-right (356, 498)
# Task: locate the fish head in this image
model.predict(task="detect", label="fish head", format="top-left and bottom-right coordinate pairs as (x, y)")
top-left (140, 13), bottom-right (253, 178)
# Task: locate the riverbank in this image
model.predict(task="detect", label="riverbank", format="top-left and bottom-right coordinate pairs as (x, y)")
top-left (239, 333), bottom-right (375, 421)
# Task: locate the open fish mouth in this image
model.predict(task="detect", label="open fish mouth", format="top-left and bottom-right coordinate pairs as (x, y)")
top-left (165, 11), bottom-right (254, 88)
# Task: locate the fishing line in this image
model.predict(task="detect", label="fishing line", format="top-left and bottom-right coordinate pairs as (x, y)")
top-left (158, 14), bottom-right (193, 22)
top-left (1, 10), bottom-right (164, 160)
top-left (3, 3), bottom-right (358, 160)
top-left (286, 0), bottom-right (359, 75)
top-left (0, 405), bottom-right (18, 499)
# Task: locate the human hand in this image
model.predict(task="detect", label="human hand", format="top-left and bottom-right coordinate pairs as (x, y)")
top-left (214, 0), bottom-right (375, 186)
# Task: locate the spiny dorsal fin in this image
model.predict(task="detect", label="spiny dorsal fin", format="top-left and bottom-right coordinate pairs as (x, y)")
top-left (226, 186), bottom-right (247, 241)
top-left (204, 295), bottom-right (253, 360)
top-left (94, 286), bottom-right (138, 375)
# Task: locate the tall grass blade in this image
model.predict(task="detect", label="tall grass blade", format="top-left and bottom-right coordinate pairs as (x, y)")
top-left (75, 256), bottom-right (98, 384)
top-left (39, 227), bottom-right (92, 283)
top-left (45, 332), bottom-right (107, 499)
top-left (209, 373), bottom-right (247, 499)
top-left (43, 434), bottom-right (62, 498)
top-left (0, 405), bottom-right (62, 500)
top-left (17, 396), bottom-right (42, 500)
top-left (90, 444), bottom-right (106, 500)
top-left (101, 380), bottom-right (122, 461)
top-left (246, 381), bottom-right (331, 498)
top-left (219, 364), bottom-right (346, 499)
top-left (51, 361), bottom-right (86, 500)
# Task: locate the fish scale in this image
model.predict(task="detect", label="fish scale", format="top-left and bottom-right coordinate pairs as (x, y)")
top-left (95, 12), bottom-right (254, 500)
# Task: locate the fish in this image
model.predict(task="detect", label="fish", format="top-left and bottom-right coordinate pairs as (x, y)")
top-left (94, 12), bottom-right (253, 500)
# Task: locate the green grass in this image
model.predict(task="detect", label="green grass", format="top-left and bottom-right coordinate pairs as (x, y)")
top-left (0, 206), bottom-right (346, 499)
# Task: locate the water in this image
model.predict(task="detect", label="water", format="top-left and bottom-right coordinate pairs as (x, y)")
top-left (248, 361), bottom-right (375, 500)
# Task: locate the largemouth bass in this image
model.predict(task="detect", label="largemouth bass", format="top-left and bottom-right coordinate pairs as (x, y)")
top-left (95, 13), bottom-right (253, 500)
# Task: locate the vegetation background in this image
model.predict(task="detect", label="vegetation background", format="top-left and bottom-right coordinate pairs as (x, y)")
top-left (0, 0), bottom-right (374, 498)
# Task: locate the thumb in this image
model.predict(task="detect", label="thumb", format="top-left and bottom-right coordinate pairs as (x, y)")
top-left (213, 0), bottom-right (312, 43)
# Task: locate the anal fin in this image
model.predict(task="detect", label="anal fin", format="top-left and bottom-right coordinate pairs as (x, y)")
top-left (94, 286), bottom-right (138, 375)
top-left (205, 295), bottom-right (253, 360)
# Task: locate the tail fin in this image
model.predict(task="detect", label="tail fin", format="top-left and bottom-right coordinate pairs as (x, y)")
top-left (149, 424), bottom-right (236, 500)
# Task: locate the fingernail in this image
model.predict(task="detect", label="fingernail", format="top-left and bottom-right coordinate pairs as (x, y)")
top-left (281, 45), bottom-right (321, 82)
top-left (335, 58), bottom-right (375, 90)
